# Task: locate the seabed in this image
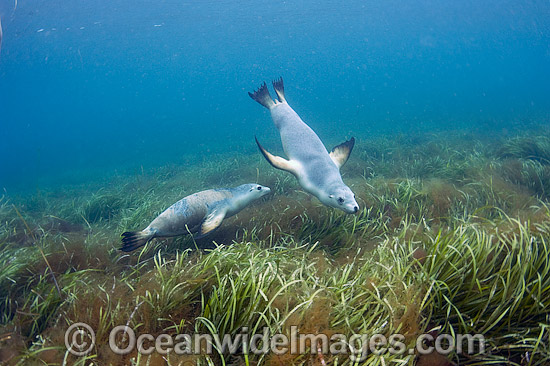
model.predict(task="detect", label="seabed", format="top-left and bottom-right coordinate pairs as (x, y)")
top-left (1, 128), bottom-right (550, 365)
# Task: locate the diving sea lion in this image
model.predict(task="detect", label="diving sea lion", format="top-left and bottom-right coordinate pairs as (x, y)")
top-left (249, 77), bottom-right (359, 214)
top-left (120, 183), bottom-right (271, 252)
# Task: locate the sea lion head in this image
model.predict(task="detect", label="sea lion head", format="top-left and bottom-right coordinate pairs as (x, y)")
top-left (323, 185), bottom-right (359, 214)
top-left (235, 183), bottom-right (272, 204)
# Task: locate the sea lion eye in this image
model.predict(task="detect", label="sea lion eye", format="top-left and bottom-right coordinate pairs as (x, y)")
top-left (338, 197), bottom-right (344, 204)
top-left (257, 186), bottom-right (262, 190)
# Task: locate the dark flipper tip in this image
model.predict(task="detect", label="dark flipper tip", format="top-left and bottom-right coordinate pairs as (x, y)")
top-left (248, 81), bottom-right (275, 109)
top-left (119, 231), bottom-right (150, 252)
top-left (272, 77), bottom-right (285, 102)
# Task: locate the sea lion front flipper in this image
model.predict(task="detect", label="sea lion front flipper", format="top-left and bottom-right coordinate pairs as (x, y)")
top-left (329, 137), bottom-right (355, 169)
top-left (255, 136), bottom-right (299, 176)
top-left (198, 209), bottom-right (226, 237)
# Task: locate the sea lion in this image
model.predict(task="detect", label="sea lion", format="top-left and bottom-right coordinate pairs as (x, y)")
top-left (120, 183), bottom-right (271, 252)
top-left (249, 77), bottom-right (359, 214)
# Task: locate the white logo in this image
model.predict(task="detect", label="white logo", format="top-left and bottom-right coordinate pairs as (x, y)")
top-left (64, 322), bottom-right (96, 356)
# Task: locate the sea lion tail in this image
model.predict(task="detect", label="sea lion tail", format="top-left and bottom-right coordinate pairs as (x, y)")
top-left (272, 77), bottom-right (286, 103)
top-left (120, 230), bottom-right (154, 252)
top-left (248, 81), bottom-right (276, 109)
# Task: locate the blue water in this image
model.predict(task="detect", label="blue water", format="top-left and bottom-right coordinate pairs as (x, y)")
top-left (0, 0), bottom-right (549, 192)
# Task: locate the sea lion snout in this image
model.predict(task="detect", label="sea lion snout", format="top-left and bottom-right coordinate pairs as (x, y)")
top-left (255, 185), bottom-right (271, 199)
top-left (341, 204), bottom-right (359, 214)
top-left (343, 203), bottom-right (360, 215)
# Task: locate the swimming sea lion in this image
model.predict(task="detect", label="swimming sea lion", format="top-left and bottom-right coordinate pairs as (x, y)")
top-left (249, 77), bottom-right (359, 214)
top-left (120, 183), bottom-right (271, 252)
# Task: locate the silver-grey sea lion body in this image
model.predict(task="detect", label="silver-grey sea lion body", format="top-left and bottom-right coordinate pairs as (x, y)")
top-left (120, 183), bottom-right (271, 251)
top-left (249, 78), bottom-right (359, 214)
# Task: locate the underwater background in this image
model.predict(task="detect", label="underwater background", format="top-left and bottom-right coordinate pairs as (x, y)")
top-left (1, 0), bottom-right (549, 192)
top-left (1, 0), bottom-right (550, 365)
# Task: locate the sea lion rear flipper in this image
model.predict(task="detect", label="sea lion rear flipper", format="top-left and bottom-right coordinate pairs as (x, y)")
top-left (272, 77), bottom-right (286, 103)
top-left (120, 230), bottom-right (154, 252)
top-left (248, 82), bottom-right (276, 109)
top-left (199, 209), bottom-right (226, 237)
top-left (329, 137), bottom-right (355, 169)
top-left (255, 136), bottom-right (299, 176)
